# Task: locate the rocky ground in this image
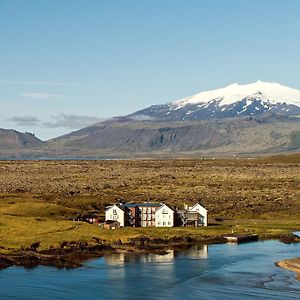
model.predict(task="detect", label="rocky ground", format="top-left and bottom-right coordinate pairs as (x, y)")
top-left (0, 157), bottom-right (299, 218)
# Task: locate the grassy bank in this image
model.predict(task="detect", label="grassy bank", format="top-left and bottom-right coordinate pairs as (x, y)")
top-left (1, 212), bottom-right (300, 255)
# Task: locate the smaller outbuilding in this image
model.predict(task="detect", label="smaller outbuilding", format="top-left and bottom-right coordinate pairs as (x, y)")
top-left (103, 220), bottom-right (121, 230)
top-left (75, 214), bottom-right (99, 224)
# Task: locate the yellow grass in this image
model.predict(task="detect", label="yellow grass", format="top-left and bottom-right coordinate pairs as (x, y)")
top-left (0, 210), bottom-right (299, 254)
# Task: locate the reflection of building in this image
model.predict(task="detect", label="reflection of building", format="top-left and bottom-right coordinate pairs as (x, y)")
top-left (139, 250), bottom-right (175, 263)
top-left (105, 202), bottom-right (207, 227)
top-left (104, 250), bottom-right (175, 266)
top-left (181, 244), bottom-right (208, 259)
top-left (104, 253), bottom-right (126, 266)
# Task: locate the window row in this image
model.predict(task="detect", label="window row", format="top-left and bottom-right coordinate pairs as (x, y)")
top-left (157, 221), bottom-right (171, 226)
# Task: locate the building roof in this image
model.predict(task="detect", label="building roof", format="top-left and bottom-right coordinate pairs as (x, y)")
top-left (123, 203), bottom-right (138, 208)
top-left (155, 203), bottom-right (174, 212)
top-left (189, 202), bottom-right (207, 211)
top-left (105, 204), bottom-right (125, 211)
top-left (124, 203), bottom-right (161, 208)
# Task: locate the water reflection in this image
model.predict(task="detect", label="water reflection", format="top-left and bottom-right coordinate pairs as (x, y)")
top-left (104, 250), bottom-right (175, 267)
top-left (104, 244), bottom-right (209, 266)
top-left (176, 244), bottom-right (208, 259)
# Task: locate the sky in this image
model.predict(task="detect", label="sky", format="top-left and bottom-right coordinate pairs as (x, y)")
top-left (1, 0), bottom-right (300, 140)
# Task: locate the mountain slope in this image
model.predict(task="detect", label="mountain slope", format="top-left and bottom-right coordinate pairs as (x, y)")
top-left (130, 81), bottom-right (300, 121)
top-left (47, 81), bottom-right (300, 157)
top-left (0, 129), bottom-right (45, 150)
top-left (1, 81), bottom-right (300, 158)
top-left (47, 117), bottom-right (300, 157)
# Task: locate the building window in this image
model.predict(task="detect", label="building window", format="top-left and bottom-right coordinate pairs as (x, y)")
top-left (168, 221), bottom-right (171, 225)
top-left (113, 209), bottom-right (117, 215)
top-left (158, 221), bottom-right (161, 226)
top-left (147, 207), bottom-right (152, 213)
top-left (148, 214), bottom-right (152, 221)
top-left (163, 222), bottom-right (166, 226)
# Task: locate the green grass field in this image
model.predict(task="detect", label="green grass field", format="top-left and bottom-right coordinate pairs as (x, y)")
top-left (1, 206), bottom-right (300, 254)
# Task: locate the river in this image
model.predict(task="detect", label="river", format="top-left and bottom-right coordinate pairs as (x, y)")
top-left (1, 240), bottom-right (300, 299)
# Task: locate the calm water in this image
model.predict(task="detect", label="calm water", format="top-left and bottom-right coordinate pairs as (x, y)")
top-left (1, 240), bottom-right (300, 299)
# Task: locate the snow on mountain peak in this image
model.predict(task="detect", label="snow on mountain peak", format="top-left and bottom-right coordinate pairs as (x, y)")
top-left (172, 81), bottom-right (300, 108)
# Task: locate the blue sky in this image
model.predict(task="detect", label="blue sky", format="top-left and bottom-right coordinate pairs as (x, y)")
top-left (1, 0), bottom-right (300, 140)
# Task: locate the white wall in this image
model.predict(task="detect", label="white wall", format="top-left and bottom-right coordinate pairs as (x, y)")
top-left (189, 203), bottom-right (207, 226)
top-left (155, 204), bottom-right (174, 227)
top-left (105, 204), bottom-right (125, 227)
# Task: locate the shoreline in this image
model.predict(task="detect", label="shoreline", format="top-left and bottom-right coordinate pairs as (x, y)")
top-left (0, 236), bottom-right (224, 270)
top-left (276, 258), bottom-right (300, 280)
top-left (1, 233), bottom-right (299, 271)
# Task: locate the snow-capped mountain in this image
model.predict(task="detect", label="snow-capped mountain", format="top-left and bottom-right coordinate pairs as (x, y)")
top-left (41, 80), bottom-right (300, 158)
top-left (130, 81), bottom-right (300, 121)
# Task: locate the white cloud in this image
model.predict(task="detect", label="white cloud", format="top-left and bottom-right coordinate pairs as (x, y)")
top-left (7, 116), bottom-right (40, 126)
top-left (43, 114), bottom-right (104, 129)
top-left (20, 92), bottom-right (66, 100)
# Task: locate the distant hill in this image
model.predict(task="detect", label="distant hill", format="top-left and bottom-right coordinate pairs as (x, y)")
top-left (0, 129), bottom-right (45, 150)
